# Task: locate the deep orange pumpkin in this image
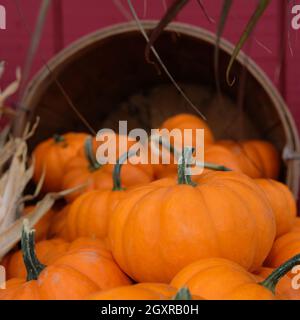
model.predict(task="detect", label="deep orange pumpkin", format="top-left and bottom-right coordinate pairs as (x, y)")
top-left (0, 223), bottom-right (131, 300)
top-left (152, 113), bottom-right (215, 179)
top-left (89, 283), bottom-right (178, 300)
top-left (150, 136), bottom-right (239, 180)
top-left (89, 285), bottom-right (201, 300)
top-left (47, 205), bottom-right (70, 239)
top-left (265, 230), bottom-right (300, 270)
top-left (109, 148), bottom-right (275, 283)
top-left (33, 133), bottom-right (88, 192)
top-left (293, 217), bottom-right (300, 232)
top-left (160, 113), bottom-right (215, 146)
top-left (91, 132), bottom-right (137, 159)
top-left (5, 238), bottom-right (69, 279)
top-left (204, 144), bottom-right (241, 173)
top-left (62, 136), bottom-right (154, 202)
top-left (255, 179), bottom-right (297, 237)
top-left (254, 267), bottom-right (300, 300)
top-left (5, 236), bottom-right (112, 280)
top-left (66, 151), bottom-right (141, 240)
top-left (219, 140), bottom-right (280, 179)
top-left (171, 255), bottom-right (300, 300)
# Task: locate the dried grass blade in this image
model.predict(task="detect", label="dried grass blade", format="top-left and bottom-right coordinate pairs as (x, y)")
top-left (0, 61), bottom-right (5, 80)
top-left (226, 0), bottom-right (271, 85)
top-left (214, 0), bottom-right (233, 92)
top-left (196, 0), bottom-right (215, 24)
top-left (0, 185), bottom-right (86, 259)
top-left (17, 0), bottom-right (51, 99)
top-left (0, 141), bottom-right (31, 230)
top-left (127, 0), bottom-right (206, 120)
top-left (144, 0), bottom-right (189, 63)
top-left (0, 68), bottom-right (21, 107)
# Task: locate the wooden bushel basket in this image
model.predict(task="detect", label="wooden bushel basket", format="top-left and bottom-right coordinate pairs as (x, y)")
top-left (13, 22), bottom-right (300, 198)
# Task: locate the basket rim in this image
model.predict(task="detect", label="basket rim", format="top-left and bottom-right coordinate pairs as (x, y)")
top-left (17, 20), bottom-right (300, 195)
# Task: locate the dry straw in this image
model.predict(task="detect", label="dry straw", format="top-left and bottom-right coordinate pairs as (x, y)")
top-left (0, 63), bottom-right (84, 259)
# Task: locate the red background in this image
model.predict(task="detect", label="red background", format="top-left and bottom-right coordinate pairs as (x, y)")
top-left (0, 0), bottom-right (299, 129)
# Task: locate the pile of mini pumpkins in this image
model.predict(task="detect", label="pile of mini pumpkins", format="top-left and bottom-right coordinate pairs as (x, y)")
top-left (1, 113), bottom-right (300, 300)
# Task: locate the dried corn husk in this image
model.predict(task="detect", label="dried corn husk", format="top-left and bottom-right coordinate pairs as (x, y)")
top-left (0, 185), bottom-right (85, 259)
top-left (0, 138), bottom-right (32, 231)
top-left (0, 57), bottom-right (86, 261)
top-left (0, 64), bottom-right (21, 119)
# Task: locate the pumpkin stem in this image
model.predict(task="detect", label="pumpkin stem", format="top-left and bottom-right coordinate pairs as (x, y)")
top-left (173, 287), bottom-right (192, 300)
top-left (260, 253), bottom-right (300, 294)
top-left (53, 134), bottom-right (65, 144)
top-left (21, 219), bottom-right (46, 281)
top-left (113, 150), bottom-right (137, 191)
top-left (199, 162), bottom-right (232, 172)
top-left (177, 147), bottom-right (197, 186)
top-left (84, 136), bottom-right (102, 171)
top-left (151, 134), bottom-right (231, 172)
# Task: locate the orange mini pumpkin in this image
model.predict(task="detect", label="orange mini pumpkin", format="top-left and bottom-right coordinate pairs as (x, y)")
top-left (150, 137), bottom-right (236, 180)
top-left (89, 283), bottom-right (178, 300)
top-left (204, 144), bottom-right (241, 173)
top-left (67, 151), bottom-right (143, 240)
top-left (219, 140), bottom-right (280, 179)
top-left (265, 230), bottom-right (300, 270)
top-left (109, 148), bottom-right (275, 283)
top-left (89, 285), bottom-right (200, 300)
top-left (0, 222), bottom-right (131, 300)
top-left (5, 236), bottom-right (111, 280)
top-left (254, 267), bottom-right (300, 300)
top-left (160, 113), bottom-right (215, 146)
top-left (255, 179), bottom-right (297, 237)
top-left (5, 238), bottom-right (69, 279)
top-left (152, 113), bottom-right (214, 179)
top-left (171, 255), bottom-right (300, 300)
top-left (62, 136), bottom-right (154, 202)
top-left (47, 205), bottom-right (70, 239)
top-left (33, 132), bottom-right (88, 192)
top-left (293, 217), bottom-right (300, 232)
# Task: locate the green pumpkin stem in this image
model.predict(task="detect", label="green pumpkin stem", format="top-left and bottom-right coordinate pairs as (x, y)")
top-left (201, 162), bottom-right (232, 172)
top-left (177, 147), bottom-right (197, 186)
top-left (53, 134), bottom-right (65, 144)
top-left (85, 136), bottom-right (102, 171)
top-left (173, 287), bottom-right (192, 300)
top-left (153, 135), bottom-right (231, 174)
top-left (113, 150), bottom-right (137, 191)
top-left (21, 220), bottom-right (46, 282)
top-left (260, 253), bottom-right (300, 294)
